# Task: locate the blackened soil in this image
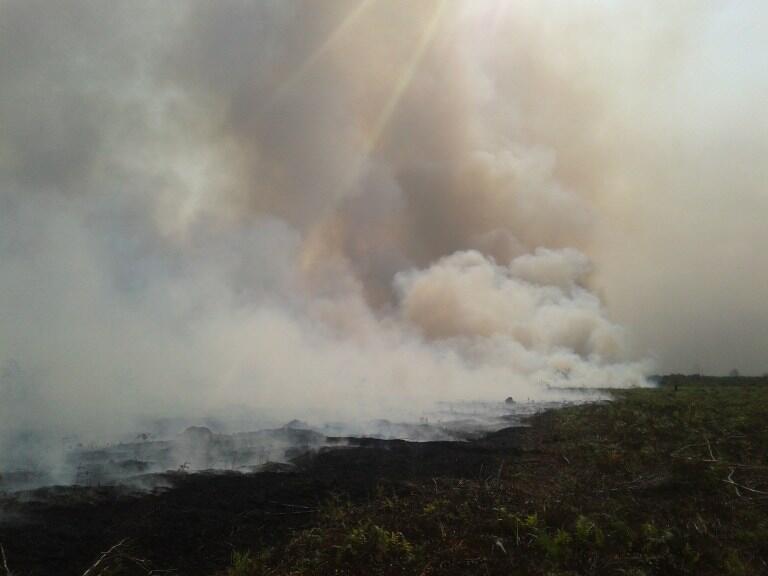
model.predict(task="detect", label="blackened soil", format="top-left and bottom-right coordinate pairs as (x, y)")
top-left (0, 427), bottom-right (526, 575)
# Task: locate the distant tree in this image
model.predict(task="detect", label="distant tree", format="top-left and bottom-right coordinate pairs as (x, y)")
top-left (729, 369), bottom-right (740, 378)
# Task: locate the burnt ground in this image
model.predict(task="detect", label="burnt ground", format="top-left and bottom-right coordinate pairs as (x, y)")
top-left (1, 376), bottom-right (767, 575)
top-left (0, 425), bottom-right (527, 575)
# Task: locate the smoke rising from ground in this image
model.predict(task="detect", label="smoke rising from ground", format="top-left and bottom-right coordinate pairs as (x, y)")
top-left (1, 1), bottom-right (764, 457)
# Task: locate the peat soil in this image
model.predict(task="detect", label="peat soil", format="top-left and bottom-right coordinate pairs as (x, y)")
top-left (0, 421), bottom-right (528, 575)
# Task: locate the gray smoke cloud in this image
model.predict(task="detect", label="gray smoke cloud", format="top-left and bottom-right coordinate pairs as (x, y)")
top-left (1, 0), bottom-right (764, 460)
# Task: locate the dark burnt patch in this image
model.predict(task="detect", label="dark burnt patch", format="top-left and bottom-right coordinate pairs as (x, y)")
top-left (0, 425), bottom-right (527, 575)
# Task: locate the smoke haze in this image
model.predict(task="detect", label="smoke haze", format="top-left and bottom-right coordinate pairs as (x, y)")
top-left (1, 1), bottom-right (766, 456)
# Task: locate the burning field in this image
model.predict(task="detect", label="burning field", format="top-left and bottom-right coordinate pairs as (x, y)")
top-left (1, 0), bottom-right (767, 574)
top-left (0, 376), bottom-right (766, 575)
top-left (1, 398), bottom-right (585, 493)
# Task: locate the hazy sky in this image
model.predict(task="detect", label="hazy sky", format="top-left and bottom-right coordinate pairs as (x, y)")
top-left (0, 0), bottom-right (766, 445)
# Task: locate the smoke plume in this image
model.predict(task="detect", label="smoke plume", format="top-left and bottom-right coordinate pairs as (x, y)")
top-left (1, 1), bottom-right (764, 458)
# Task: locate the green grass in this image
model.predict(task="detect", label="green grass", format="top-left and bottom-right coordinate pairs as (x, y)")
top-left (221, 377), bottom-right (768, 575)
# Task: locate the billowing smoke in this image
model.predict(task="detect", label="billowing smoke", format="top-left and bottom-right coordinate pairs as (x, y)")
top-left (1, 1), bottom-right (763, 464)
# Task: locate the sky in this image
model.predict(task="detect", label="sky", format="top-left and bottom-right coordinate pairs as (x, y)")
top-left (0, 0), bottom-right (766, 446)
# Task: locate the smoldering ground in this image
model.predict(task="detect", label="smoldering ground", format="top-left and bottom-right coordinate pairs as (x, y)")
top-left (1, 1), bottom-right (765, 476)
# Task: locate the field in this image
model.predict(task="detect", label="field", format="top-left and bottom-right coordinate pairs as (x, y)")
top-left (1, 376), bottom-right (766, 575)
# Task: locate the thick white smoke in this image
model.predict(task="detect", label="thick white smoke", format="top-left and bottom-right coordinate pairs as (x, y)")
top-left (6, 0), bottom-right (764, 460)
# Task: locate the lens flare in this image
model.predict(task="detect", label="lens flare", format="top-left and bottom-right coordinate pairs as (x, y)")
top-left (364, 0), bottom-right (449, 154)
top-left (273, 0), bottom-right (377, 102)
